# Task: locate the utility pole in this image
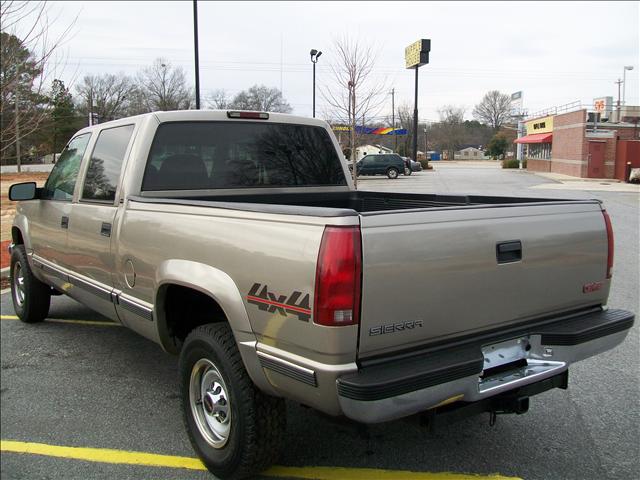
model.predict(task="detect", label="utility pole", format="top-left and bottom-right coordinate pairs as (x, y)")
top-left (391, 88), bottom-right (396, 151)
top-left (349, 81), bottom-right (357, 189)
top-left (88, 87), bottom-right (94, 126)
top-left (615, 78), bottom-right (623, 122)
top-left (15, 90), bottom-right (21, 173)
top-left (53, 122), bottom-right (57, 163)
top-left (193, 0), bottom-right (201, 109)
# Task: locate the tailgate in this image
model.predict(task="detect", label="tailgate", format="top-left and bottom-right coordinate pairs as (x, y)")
top-left (358, 201), bottom-right (610, 359)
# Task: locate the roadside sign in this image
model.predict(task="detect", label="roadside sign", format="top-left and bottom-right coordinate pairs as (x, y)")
top-left (594, 99), bottom-right (605, 113)
top-left (405, 39), bottom-right (430, 69)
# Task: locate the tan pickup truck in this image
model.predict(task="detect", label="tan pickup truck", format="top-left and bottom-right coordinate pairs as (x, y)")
top-left (9, 110), bottom-right (634, 479)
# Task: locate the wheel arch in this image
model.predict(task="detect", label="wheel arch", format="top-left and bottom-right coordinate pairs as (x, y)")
top-left (154, 259), bottom-right (276, 395)
top-left (11, 214), bottom-right (31, 250)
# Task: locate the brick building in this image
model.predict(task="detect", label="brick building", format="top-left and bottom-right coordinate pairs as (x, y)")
top-left (516, 108), bottom-right (640, 180)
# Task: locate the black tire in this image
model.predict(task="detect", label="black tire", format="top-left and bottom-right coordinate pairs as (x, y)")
top-left (404, 168), bottom-right (412, 176)
top-left (10, 245), bottom-right (51, 323)
top-left (179, 323), bottom-right (286, 480)
top-left (387, 167), bottom-right (399, 179)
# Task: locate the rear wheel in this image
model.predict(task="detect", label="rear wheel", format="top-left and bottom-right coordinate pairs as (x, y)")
top-left (10, 245), bottom-right (50, 323)
top-left (404, 167), bottom-right (412, 176)
top-left (387, 167), bottom-right (399, 179)
top-left (179, 323), bottom-right (285, 479)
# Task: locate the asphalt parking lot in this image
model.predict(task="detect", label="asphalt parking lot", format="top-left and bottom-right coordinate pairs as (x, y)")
top-left (1, 163), bottom-right (638, 480)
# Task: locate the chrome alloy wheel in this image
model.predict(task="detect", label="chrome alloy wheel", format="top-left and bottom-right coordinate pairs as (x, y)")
top-left (13, 261), bottom-right (25, 307)
top-left (190, 359), bottom-right (231, 448)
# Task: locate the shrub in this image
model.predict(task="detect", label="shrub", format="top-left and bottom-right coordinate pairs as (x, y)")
top-left (502, 159), bottom-right (527, 169)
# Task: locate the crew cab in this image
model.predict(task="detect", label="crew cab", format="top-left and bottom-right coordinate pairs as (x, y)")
top-left (9, 110), bottom-right (634, 479)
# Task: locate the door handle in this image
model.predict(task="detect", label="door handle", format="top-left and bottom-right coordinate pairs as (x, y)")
top-left (100, 222), bottom-right (112, 237)
top-left (61, 216), bottom-right (69, 229)
top-left (496, 240), bottom-right (522, 264)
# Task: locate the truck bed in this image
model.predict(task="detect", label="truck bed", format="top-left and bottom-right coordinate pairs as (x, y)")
top-left (133, 190), bottom-right (594, 216)
top-left (131, 190), bottom-right (608, 360)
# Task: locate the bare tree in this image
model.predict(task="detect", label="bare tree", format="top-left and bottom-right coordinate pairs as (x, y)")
top-left (430, 105), bottom-right (466, 160)
top-left (206, 89), bottom-right (230, 109)
top-left (136, 58), bottom-right (192, 111)
top-left (76, 74), bottom-right (136, 122)
top-left (0, 0), bottom-right (76, 169)
top-left (229, 85), bottom-right (291, 113)
top-left (320, 35), bottom-right (387, 188)
top-left (472, 90), bottom-right (511, 131)
top-left (396, 103), bottom-right (414, 156)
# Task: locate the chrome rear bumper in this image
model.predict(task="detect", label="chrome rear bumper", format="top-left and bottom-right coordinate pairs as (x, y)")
top-left (337, 308), bottom-right (634, 423)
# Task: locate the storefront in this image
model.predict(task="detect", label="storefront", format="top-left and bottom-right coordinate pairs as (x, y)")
top-left (521, 109), bottom-right (639, 179)
top-left (514, 116), bottom-right (553, 170)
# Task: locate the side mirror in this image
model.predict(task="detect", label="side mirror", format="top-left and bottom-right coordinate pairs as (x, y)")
top-left (9, 182), bottom-right (37, 201)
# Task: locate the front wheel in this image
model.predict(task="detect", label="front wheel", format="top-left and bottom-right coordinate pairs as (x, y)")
top-left (10, 245), bottom-right (50, 323)
top-left (404, 168), bottom-right (412, 176)
top-left (387, 167), bottom-right (399, 179)
top-left (179, 323), bottom-right (286, 480)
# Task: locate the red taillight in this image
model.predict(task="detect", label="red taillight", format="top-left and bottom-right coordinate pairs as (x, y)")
top-left (227, 111), bottom-right (269, 120)
top-left (314, 226), bottom-right (362, 326)
top-left (602, 210), bottom-right (614, 279)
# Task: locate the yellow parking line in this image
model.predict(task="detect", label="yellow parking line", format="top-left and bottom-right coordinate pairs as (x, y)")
top-left (0, 440), bottom-right (521, 479)
top-left (0, 440), bottom-right (204, 471)
top-left (264, 466), bottom-right (520, 480)
top-left (0, 315), bottom-right (120, 327)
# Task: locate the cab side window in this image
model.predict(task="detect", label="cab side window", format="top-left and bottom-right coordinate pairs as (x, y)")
top-left (82, 124), bottom-right (134, 202)
top-left (41, 133), bottom-right (91, 201)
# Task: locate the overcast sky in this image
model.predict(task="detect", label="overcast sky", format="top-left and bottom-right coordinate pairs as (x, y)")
top-left (25, 1), bottom-right (640, 122)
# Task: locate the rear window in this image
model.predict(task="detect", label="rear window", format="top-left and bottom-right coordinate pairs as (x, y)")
top-left (142, 122), bottom-right (347, 191)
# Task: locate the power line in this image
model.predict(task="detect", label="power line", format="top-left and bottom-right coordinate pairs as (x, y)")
top-left (59, 57), bottom-right (628, 81)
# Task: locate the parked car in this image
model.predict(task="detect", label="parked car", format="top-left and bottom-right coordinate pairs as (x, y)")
top-left (8, 109), bottom-right (635, 480)
top-left (356, 153), bottom-right (406, 179)
top-left (402, 156), bottom-right (423, 172)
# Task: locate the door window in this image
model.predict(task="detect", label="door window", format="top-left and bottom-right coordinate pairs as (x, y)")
top-left (82, 125), bottom-right (135, 202)
top-left (41, 133), bottom-right (91, 201)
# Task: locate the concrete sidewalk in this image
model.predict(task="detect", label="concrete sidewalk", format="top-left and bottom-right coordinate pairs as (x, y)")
top-left (530, 171), bottom-right (640, 192)
top-left (533, 171), bottom-right (623, 183)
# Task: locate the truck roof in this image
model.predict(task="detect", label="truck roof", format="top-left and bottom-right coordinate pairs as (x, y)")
top-left (76, 109), bottom-right (330, 136)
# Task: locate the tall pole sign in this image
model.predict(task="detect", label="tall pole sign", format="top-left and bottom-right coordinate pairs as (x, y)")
top-left (405, 39), bottom-right (430, 165)
top-left (193, 0), bottom-right (201, 109)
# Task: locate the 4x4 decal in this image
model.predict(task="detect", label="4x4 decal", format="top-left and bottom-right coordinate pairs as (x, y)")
top-left (247, 283), bottom-right (311, 322)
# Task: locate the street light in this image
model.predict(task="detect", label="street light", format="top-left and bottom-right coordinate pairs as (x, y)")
top-left (193, 0), bottom-right (201, 109)
top-left (623, 65), bottom-right (634, 106)
top-left (310, 49), bottom-right (322, 117)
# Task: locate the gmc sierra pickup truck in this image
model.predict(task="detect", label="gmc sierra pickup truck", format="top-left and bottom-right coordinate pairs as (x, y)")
top-left (9, 110), bottom-right (634, 479)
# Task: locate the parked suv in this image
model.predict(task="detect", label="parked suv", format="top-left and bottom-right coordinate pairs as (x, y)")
top-left (356, 153), bottom-right (406, 179)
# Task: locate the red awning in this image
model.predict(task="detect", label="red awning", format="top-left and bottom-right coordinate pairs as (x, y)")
top-left (514, 133), bottom-right (552, 144)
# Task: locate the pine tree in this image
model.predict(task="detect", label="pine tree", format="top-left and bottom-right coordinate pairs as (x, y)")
top-left (49, 79), bottom-right (81, 155)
